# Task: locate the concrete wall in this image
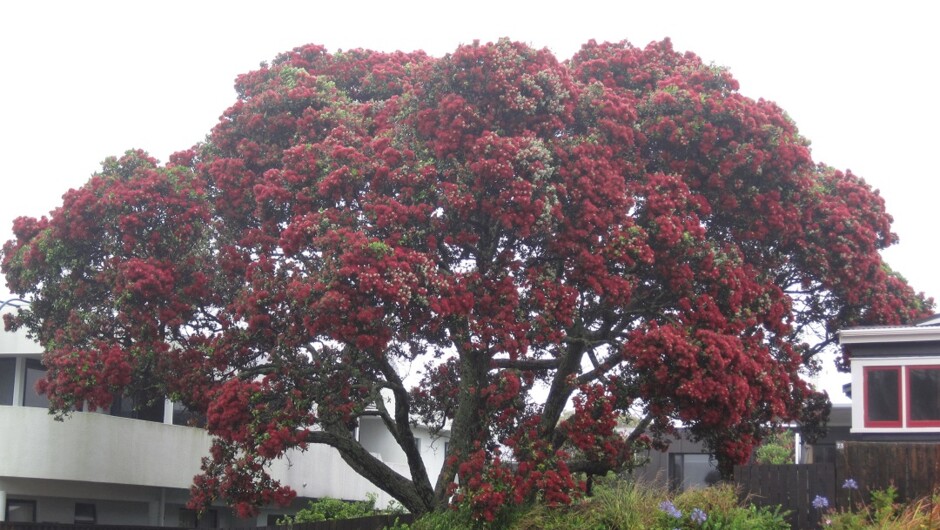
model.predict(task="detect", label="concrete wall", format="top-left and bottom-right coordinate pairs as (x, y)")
top-left (0, 406), bottom-right (421, 509)
top-left (357, 416), bottom-right (448, 486)
top-left (0, 327), bottom-right (41, 356)
top-left (0, 406), bottom-right (210, 489)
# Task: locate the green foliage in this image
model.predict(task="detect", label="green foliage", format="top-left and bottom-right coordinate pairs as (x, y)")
top-left (278, 493), bottom-right (380, 524)
top-left (695, 504), bottom-right (791, 529)
top-left (366, 240), bottom-right (393, 258)
top-left (408, 506), bottom-right (492, 530)
top-left (383, 516), bottom-right (414, 530)
top-left (870, 484), bottom-right (899, 522)
top-left (820, 484), bottom-right (940, 529)
top-left (754, 430), bottom-right (795, 465)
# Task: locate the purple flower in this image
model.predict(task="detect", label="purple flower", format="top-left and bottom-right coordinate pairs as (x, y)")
top-left (690, 508), bottom-right (707, 524)
top-left (842, 478), bottom-right (859, 490)
top-left (659, 500), bottom-right (682, 519)
top-left (812, 495), bottom-right (829, 509)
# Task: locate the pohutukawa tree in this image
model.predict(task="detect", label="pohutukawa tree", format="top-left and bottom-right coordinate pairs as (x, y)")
top-left (2, 39), bottom-right (931, 518)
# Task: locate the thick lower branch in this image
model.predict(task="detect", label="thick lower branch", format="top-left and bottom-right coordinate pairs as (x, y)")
top-left (306, 426), bottom-right (433, 514)
top-left (377, 357), bottom-right (435, 509)
top-left (540, 339), bottom-right (586, 441)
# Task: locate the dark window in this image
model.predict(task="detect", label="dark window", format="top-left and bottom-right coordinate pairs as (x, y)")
top-left (908, 366), bottom-right (940, 425)
top-left (172, 401), bottom-right (206, 427)
top-left (0, 357), bottom-right (15, 405)
top-left (74, 503), bottom-right (97, 525)
top-left (23, 359), bottom-right (49, 408)
top-left (179, 508), bottom-right (218, 528)
top-left (812, 444), bottom-right (837, 465)
top-left (668, 453), bottom-right (719, 491)
top-left (6, 499), bottom-right (37, 522)
top-left (865, 367), bottom-right (901, 427)
top-left (111, 393), bottom-right (164, 422)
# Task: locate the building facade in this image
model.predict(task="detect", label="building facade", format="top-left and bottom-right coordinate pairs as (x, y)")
top-left (839, 314), bottom-right (940, 441)
top-left (0, 326), bottom-right (447, 526)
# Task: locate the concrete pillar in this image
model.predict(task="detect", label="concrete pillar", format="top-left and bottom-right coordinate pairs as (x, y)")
top-left (12, 357), bottom-right (25, 406)
top-left (159, 488), bottom-right (166, 527)
top-left (163, 398), bottom-right (174, 425)
top-left (0, 490), bottom-right (7, 522)
top-left (148, 499), bottom-right (159, 526)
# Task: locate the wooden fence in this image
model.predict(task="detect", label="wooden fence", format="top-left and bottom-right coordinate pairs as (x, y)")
top-left (734, 463), bottom-right (835, 530)
top-left (839, 442), bottom-right (940, 504)
top-left (0, 513), bottom-right (414, 530)
top-left (736, 441), bottom-right (940, 529)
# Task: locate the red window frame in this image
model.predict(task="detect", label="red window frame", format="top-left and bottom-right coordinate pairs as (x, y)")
top-left (906, 365), bottom-right (940, 427)
top-left (864, 366), bottom-right (902, 428)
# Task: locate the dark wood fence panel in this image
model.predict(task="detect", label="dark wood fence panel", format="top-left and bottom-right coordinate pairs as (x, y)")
top-left (839, 441), bottom-right (940, 504)
top-left (735, 463), bottom-right (835, 530)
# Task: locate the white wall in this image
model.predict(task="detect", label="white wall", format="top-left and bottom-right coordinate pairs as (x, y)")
top-left (0, 327), bottom-right (41, 356)
top-left (0, 406), bottom-right (210, 489)
top-left (357, 416), bottom-right (448, 486)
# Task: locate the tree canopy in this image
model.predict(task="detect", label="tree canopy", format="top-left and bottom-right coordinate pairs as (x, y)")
top-left (2, 38), bottom-right (931, 519)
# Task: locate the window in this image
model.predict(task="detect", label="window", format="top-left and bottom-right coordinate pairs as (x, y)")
top-left (864, 366), bottom-right (901, 428)
top-left (172, 401), bottom-right (206, 427)
top-left (110, 393), bottom-right (164, 422)
top-left (0, 357), bottom-right (15, 405)
top-left (74, 503), bottom-right (97, 525)
top-left (23, 359), bottom-right (50, 408)
top-left (668, 453), bottom-right (719, 491)
top-left (908, 366), bottom-right (940, 426)
top-left (6, 499), bottom-right (37, 522)
top-left (179, 508), bottom-right (218, 528)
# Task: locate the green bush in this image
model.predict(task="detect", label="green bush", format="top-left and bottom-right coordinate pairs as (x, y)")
top-left (412, 478), bottom-right (792, 529)
top-left (823, 483), bottom-right (940, 529)
top-left (754, 431), bottom-right (795, 465)
top-left (279, 493), bottom-right (380, 524)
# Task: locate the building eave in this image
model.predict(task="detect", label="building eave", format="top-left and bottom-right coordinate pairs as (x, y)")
top-left (838, 326), bottom-right (940, 345)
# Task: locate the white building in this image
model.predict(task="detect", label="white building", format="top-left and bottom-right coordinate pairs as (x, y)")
top-left (0, 325), bottom-right (448, 526)
top-left (839, 314), bottom-right (940, 439)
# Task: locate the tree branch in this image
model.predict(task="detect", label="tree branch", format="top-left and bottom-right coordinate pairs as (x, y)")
top-left (376, 354), bottom-right (436, 509)
top-left (306, 425), bottom-right (431, 513)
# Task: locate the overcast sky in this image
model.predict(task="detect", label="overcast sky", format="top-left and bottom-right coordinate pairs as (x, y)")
top-left (1, 1), bottom-right (938, 399)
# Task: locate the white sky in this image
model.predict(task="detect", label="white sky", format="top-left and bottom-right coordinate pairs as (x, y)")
top-left (2, 1), bottom-right (938, 400)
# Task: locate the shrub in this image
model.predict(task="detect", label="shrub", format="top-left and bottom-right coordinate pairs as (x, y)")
top-left (818, 480), bottom-right (940, 529)
top-left (754, 430), bottom-right (795, 465)
top-left (278, 493), bottom-right (380, 524)
top-left (437, 477), bottom-right (791, 530)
